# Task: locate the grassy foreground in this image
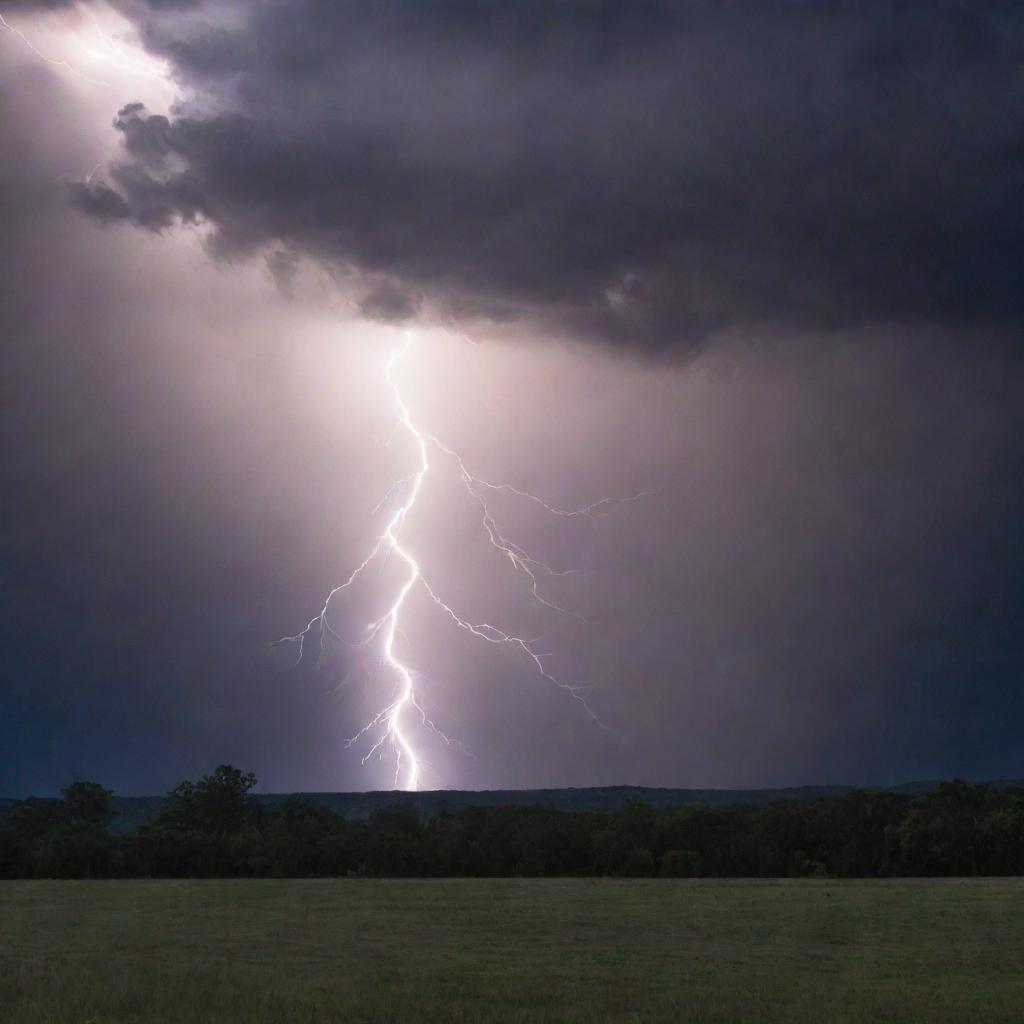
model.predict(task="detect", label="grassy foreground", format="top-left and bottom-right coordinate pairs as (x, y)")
top-left (2, 878), bottom-right (1023, 1023)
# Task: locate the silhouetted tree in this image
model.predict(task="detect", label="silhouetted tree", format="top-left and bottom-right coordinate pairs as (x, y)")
top-left (164, 764), bottom-right (258, 836)
top-left (62, 781), bottom-right (113, 827)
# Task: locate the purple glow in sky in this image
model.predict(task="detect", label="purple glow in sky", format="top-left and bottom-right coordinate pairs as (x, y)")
top-left (2, 0), bottom-right (1024, 796)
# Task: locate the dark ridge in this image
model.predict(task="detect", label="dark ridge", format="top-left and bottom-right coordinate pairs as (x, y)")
top-left (5, 780), bottom-right (1024, 833)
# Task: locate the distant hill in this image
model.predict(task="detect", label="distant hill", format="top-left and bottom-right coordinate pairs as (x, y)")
top-left (4, 780), bottom-right (1024, 833)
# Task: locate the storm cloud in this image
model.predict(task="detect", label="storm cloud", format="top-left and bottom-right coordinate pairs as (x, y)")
top-left (68, 0), bottom-right (1024, 347)
top-left (4, 0), bottom-right (1024, 797)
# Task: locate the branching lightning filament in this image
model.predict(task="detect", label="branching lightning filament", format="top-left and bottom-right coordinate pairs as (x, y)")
top-left (0, 12), bottom-right (108, 85)
top-left (0, 8), bottom-right (167, 87)
top-left (277, 332), bottom-right (651, 790)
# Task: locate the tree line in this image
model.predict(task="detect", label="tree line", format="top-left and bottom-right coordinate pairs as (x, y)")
top-left (3, 765), bottom-right (1024, 879)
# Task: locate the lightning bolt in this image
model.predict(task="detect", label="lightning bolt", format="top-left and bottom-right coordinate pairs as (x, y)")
top-left (277, 331), bottom-right (651, 790)
top-left (76, 11), bottom-right (167, 82)
top-left (0, 12), bottom-right (109, 86)
top-left (0, 7), bottom-right (166, 86)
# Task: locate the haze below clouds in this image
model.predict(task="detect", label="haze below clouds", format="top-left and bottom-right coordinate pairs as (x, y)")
top-left (2, 1), bottom-right (1023, 795)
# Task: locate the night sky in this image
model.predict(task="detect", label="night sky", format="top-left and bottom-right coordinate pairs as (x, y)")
top-left (2, 0), bottom-right (1023, 796)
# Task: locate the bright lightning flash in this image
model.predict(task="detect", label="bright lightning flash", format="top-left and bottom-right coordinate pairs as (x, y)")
top-left (277, 332), bottom-right (652, 791)
top-left (0, 6), bottom-right (168, 89)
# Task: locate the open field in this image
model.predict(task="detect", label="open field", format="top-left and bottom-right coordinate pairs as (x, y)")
top-left (2, 878), bottom-right (1023, 1023)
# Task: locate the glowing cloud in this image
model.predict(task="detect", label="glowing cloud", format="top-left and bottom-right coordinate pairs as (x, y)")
top-left (0, 4), bottom-right (169, 94)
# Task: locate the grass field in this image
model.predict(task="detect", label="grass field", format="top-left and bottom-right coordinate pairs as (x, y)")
top-left (2, 878), bottom-right (1023, 1023)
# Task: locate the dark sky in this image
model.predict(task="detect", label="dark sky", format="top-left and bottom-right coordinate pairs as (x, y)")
top-left (2, 0), bottom-right (1023, 796)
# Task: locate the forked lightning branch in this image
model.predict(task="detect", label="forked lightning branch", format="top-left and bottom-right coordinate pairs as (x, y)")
top-left (277, 333), bottom-right (651, 790)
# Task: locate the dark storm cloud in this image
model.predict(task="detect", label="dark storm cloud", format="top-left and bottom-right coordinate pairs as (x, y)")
top-left (7, 0), bottom-right (1024, 800)
top-left (358, 281), bottom-right (421, 325)
top-left (265, 247), bottom-right (298, 298)
top-left (71, 0), bottom-right (1024, 346)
